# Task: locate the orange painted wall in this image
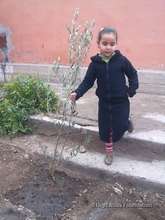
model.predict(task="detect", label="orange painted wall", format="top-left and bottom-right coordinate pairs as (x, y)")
top-left (0, 0), bottom-right (165, 69)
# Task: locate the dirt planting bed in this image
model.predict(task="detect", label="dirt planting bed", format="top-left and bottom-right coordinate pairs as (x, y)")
top-left (0, 135), bottom-right (165, 220)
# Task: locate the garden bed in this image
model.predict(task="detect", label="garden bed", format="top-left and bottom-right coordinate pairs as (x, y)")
top-left (0, 135), bottom-right (165, 220)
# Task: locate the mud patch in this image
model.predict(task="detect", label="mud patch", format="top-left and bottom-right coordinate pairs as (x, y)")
top-left (4, 155), bottom-right (90, 219)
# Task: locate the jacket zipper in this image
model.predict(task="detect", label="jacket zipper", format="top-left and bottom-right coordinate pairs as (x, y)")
top-left (106, 62), bottom-right (110, 92)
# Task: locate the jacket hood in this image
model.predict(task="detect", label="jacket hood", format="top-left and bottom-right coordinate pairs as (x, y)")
top-left (90, 50), bottom-right (122, 63)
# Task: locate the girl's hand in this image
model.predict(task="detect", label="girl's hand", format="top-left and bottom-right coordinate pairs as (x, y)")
top-left (69, 92), bottom-right (77, 102)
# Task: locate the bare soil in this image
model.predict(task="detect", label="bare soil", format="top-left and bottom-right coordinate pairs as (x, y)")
top-left (0, 135), bottom-right (165, 220)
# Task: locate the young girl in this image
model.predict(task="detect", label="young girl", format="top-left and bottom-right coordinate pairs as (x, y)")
top-left (70, 27), bottom-right (139, 165)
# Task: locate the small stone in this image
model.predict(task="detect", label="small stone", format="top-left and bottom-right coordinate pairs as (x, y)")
top-left (143, 193), bottom-right (147, 200)
top-left (24, 154), bottom-right (29, 159)
top-left (82, 189), bottom-right (88, 194)
top-left (112, 186), bottom-right (123, 195)
top-left (155, 193), bottom-right (161, 199)
top-left (114, 182), bottom-right (124, 191)
top-left (129, 189), bottom-right (133, 194)
top-left (17, 205), bottom-right (24, 211)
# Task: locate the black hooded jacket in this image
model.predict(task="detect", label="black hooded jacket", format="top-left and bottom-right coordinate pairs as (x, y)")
top-left (75, 50), bottom-right (139, 100)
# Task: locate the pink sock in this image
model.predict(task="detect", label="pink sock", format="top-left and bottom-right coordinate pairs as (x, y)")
top-left (105, 129), bottom-right (113, 154)
top-left (105, 143), bottom-right (113, 153)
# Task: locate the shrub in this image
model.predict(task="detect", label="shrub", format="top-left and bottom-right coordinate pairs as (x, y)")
top-left (3, 75), bottom-right (59, 114)
top-left (0, 75), bottom-right (59, 135)
top-left (0, 99), bottom-right (30, 135)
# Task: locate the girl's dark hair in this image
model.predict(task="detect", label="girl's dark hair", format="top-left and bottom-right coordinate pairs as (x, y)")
top-left (97, 27), bottom-right (118, 43)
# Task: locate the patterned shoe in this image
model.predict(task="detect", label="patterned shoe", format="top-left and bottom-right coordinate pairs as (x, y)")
top-left (128, 119), bottom-right (134, 133)
top-left (104, 152), bottom-right (113, 165)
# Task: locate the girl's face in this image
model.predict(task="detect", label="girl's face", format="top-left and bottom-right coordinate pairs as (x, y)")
top-left (98, 32), bottom-right (117, 57)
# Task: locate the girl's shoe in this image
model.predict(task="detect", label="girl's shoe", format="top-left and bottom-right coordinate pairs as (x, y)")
top-left (128, 119), bottom-right (134, 133)
top-left (79, 145), bottom-right (87, 153)
top-left (104, 152), bottom-right (113, 165)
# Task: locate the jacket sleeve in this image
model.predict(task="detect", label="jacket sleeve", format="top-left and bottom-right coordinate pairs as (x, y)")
top-left (74, 62), bottom-right (96, 100)
top-left (123, 57), bottom-right (139, 97)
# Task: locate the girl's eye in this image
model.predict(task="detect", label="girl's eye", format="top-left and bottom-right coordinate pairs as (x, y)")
top-left (102, 42), bottom-right (108, 46)
top-left (110, 42), bottom-right (116, 46)
top-left (102, 42), bottom-right (116, 46)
